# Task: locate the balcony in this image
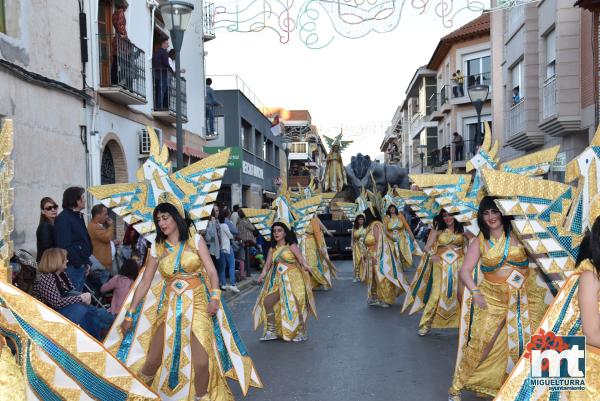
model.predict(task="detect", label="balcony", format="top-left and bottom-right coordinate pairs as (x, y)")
top-left (542, 76), bottom-right (557, 119)
top-left (151, 69), bottom-right (188, 123)
top-left (440, 85), bottom-right (451, 113)
top-left (450, 73), bottom-right (492, 104)
top-left (506, 99), bottom-right (544, 150)
top-left (203, 3), bottom-right (216, 42)
top-left (98, 34), bottom-right (146, 105)
top-left (539, 76), bottom-right (583, 137)
top-left (288, 142), bottom-right (313, 161)
top-left (428, 140), bottom-right (476, 171)
top-left (427, 93), bottom-right (444, 121)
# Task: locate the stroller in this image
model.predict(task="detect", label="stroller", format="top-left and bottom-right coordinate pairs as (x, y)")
top-left (11, 249), bottom-right (38, 294)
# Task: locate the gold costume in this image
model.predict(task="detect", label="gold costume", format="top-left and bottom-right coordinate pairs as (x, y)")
top-left (301, 217), bottom-right (336, 289)
top-left (323, 149), bottom-right (347, 193)
top-left (105, 234), bottom-right (262, 401)
top-left (365, 221), bottom-right (402, 305)
top-left (494, 259), bottom-right (600, 401)
top-left (0, 340), bottom-right (25, 401)
top-left (404, 229), bottom-right (466, 330)
top-left (450, 232), bottom-right (548, 398)
top-left (352, 225), bottom-right (368, 281)
top-left (253, 245), bottom-right (317, 341)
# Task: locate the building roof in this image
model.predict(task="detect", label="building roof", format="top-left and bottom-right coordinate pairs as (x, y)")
top-left (427, 13), bottom-right (490, 70)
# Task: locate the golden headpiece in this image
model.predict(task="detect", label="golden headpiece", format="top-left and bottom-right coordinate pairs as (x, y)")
top-left (157, 192), bottom-right (186, 219)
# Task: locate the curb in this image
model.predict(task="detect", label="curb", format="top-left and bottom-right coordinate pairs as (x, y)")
top-left (223, 277), bottom-right (257, 302)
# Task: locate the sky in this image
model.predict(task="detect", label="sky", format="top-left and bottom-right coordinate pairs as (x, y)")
top-left (205, 2), bottom-right (487, 163)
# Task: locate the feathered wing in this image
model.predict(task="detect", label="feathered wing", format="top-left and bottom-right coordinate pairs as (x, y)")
top-left (242, 208), bottom-right (276, 241)
top-left (89, 127), bottom-right (229, 240)
top-left (291, 195), bottom-right (322, 237)
top-left (481, 169), bottom-right (578, 283)
top-left (0, 281), bottom-right (160, 401)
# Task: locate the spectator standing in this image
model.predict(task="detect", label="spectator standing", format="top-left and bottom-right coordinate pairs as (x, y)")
top-left (121, 223), bottom-right (138, 260)
top-left (218, 214), bottom-right (239, 292)
top-left (152, 38), bottom-right (171, 110)
top-left (110, 0), bottom-right (129, 86)
top-left (36, 197), bottom-right (59, 262)
top-left (455, 70), bottom-right (465, 96)
top-left (204, 205), bottom-right (222, 283)
top-left (231, 205), bottom-right (240, 226)
top-left (33, 248), bottom-right (114, 340)
top-left (54, 187), bottom-right (92, 292)
top-left (512, 87), bottom-right (521, 105)
top-left (205, 78), bottom-right (223, 138)
top-left (237, 209), bottom-right (257, 277)
top-left (88, 204), bottom-right (119, 287)
top-left (100, 258), bottom-right (139, 314)
top-left (452, 132), bottom-right (464, 161)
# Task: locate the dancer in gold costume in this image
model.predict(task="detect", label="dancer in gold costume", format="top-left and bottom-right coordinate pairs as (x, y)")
top-left (448, 197), bottom-right (549, 400)
top-left (383, 204), bottom-right (419, 273)
top-left (301, 216), bottom-right (336, 290)
top-left (255, 222), bottom-right (317, 342)
top-left (120, 199), bottom-right (262, 401)
top-left (404, 209), bottom-right (472, 336)
top-left (352, 214), bottom-right (368, 283)
top-left (494, 200), bottom-right (600, 401)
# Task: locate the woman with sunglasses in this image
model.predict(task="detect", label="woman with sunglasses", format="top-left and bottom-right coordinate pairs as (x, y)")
top-left (36, 197), bottom-right (59, 262)
top-left (448, 197), bottom-right (549, 400)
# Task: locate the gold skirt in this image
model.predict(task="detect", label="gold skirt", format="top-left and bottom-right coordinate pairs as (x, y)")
top-left (419, 255), bottom-right (460, 330)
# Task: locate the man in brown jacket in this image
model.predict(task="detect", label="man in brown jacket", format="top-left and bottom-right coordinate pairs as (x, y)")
top-left (88, 204), bottom-right (119, 273)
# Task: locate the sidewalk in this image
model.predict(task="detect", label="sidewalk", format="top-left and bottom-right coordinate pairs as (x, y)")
top-left (223, 276), bottom-right (257, 302)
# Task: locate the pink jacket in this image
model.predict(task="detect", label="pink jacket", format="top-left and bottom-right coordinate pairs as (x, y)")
top-left (101, 275), bottom-right (133, 314)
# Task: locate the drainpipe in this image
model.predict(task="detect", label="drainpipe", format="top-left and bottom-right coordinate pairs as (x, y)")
top-left (148, 0), bottom-right (159, 59)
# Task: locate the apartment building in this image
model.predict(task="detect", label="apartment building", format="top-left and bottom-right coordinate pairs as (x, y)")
top-left (278, 110), bottom-right (328, 188)
top-left (491, 0), bottom-right (596, 180)
top-left (85, 0), bottom-right (215, 191)
top-left (389, 14), bottom-right (492, 174)
top-left (0, 1), bottom-right (88, 250)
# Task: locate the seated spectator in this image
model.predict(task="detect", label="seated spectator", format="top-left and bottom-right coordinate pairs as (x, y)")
top-left (33, 248), bottom-right (114, 340)
top-left (100, 258), bottom-right (139, 314)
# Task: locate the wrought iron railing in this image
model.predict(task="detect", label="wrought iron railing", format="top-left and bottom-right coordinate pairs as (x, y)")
top-left (152, 68), bottom-right (187, 119)
top-left (98, 34), bottom-right (146, 98)
top-left (508, 99), bottom-right (526, 137)
top-left (203, 3), bottom-right (216, 39)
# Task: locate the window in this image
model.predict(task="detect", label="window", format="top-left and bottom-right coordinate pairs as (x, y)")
top-left (255, 130), bottom-right (263, 158)
top-left (465, 55), bottom-right (491, 89)
top-left (0, 0), bottom-right (5, 34)
top-left (510, 61), bottom-right (524, 105)
top-left (463, 115), bottom-right (492, 157)
top-left (241, 119), bottom-right (252, 151)
top-left (545, 29), bottom-right (556, 80)
top-left (274, 145), bottom-right (280, 165)
top-left (264, 138), bottom-right (271, 162)
top-left (291, 142), bottom-right (308, 153)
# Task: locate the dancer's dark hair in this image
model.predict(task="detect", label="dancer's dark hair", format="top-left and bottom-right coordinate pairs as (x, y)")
top-left (353, 214), bottom-right (366, 229)
top-left (433, 209), bottom-right (464, 234)
top-left (153, 203), bottom-right (191, 244)
top-left (477, 196), bottom-right (513, 240)
top-left (386, 205), bottom-right (398, 217)
top-left (577, 216), bottom-right (600, 276)
top-left (270, 222), bottom-right (297, 246)
top-left (364, 208), bottom-right (381, 226)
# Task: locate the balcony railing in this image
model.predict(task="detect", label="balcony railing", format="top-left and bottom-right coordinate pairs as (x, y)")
top-left (508, 99), bottom-right (526, 137)
top-left (451, 72), bottom-right (492, 99)
top-left (98, 34), bottom-right (146, 103)
top-left (428, 140), bottom-right (477, 167)
top-left (543, 76), bottom-right (557, 119)
top-left (203, 3), bottom-right (216, 41)
top-left (427, 93), bottom-right (438, 115)
top-left (152, 68), bottom-right (188, 120)
top-left (440, 85), bottom-right (449, 106)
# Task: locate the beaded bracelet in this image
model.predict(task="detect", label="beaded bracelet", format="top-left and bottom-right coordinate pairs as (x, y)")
top-left (470, 288), bottom-right (481, 294)
top-left (210, 289), bottom-right (222, 302)
top-left (125, 309), bottom-right (135, 318)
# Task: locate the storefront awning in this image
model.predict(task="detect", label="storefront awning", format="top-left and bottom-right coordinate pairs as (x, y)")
top-left (164, 140), bottom-right (208, 159)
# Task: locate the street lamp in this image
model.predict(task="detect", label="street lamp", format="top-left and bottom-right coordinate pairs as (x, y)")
top-left (468, 84), bottom-right (489, 151)
top-left (417, 144), bottom-right (427, 174)
top-left (159, 1), bottom-right (194, 171)
top-left (281, 138), bottom-right (292, 175)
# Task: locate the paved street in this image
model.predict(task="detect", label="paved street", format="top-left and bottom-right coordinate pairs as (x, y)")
top-left (226, 259), bottom-right (480, 401)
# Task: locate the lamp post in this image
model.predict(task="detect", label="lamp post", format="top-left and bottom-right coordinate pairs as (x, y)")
top-left (468, 84), bottom-right (489, 151)
top-left (417, 144), bottom-right (427, 173)
top-left (159, 1), bottom-right (194, 171)
top-left (281, 138), bottom-right (292, 176)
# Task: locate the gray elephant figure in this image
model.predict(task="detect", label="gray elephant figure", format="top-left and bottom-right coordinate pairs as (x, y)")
top-left (345, 153), bottom-right (410, 198)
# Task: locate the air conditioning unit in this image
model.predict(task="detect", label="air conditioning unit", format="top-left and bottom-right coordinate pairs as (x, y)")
top-left (138, 128), bottom-right (162, 158)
